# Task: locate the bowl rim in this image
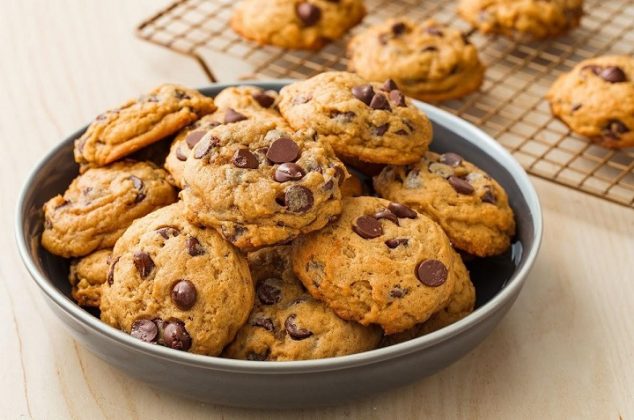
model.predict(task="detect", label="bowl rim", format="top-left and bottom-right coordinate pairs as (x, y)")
top-left (15, 80), bottom-right (543, 374)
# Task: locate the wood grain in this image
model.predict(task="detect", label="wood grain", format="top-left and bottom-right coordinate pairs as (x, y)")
top-left (1, 0), bottom-right (633, 418)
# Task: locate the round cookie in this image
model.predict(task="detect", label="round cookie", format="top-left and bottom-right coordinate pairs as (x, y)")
top-left (69, 249), bottom-right (112, 308)
top-left (291, 196), bottom-right (467, 335)
top-left (457, 0), bottom-right (583, 39)
top-left (373, 151), bottom-right (516, 257)
top-left (348, 19), bottom-right (485, 103)
top-left (74, 84), bottom-right (216, 170)
top-left (182, 117), bottom-right (347, 251)
top-left (42, 160), bottom-right (178, 258)
top-left (223, 247), bottom-right (382, 361)
top-left (547, 55), bottom-right (634, 149)
top-left (278, 71), bottom-right (433, 165)
top-left (100, 203), bottom-right (254, 356)
top-left (231, 0), bottom-right (366, 50)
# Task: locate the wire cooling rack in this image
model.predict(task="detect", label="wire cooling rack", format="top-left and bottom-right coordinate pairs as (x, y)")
top-left (137, 0), bottom-right (634, 208)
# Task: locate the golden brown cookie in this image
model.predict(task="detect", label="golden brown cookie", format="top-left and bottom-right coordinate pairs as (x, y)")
top-left (457, 0), bottom-right (583, 39)
top-left (74, 84), bottom-right (215, 169)
top-left (373, 151), bottom-right (516, 257)
top-left (547, 55), bottom-right (634, 149)
top-left (41, 161), bottom-right (178, 258)
top-left (278, 72), bottom-right (433, 165)
top-left (68, 249), bottom-right (112, 307)
top-left (213, 86), bottom-right (281, 112)
top-left (223, 246), bottom-right (382, 361)
top-left (348, 19), bottom-right (485, 102)
top-left (100, 203), bottom-right (254, 356)
top-left (182, 116), bottom-right (347, 251)
top-left (291, 196), bottom-right (468, 335)
top-left (231, 0), bottom-right (366, 50)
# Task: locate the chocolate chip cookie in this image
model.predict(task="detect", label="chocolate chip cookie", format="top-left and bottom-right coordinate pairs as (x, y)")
top-left (291, 196), bottom-right (468, 335)
top-left (278, 72), bottom-right (433, 166)
top-left (42, 161), bottom-right (178, 258)
top-left (100, 203), bottom-right (254, 356)
top-left (68, 249), bottom-right (112, 307)
top-left (348, 19), bottom-right (485, 102)
top-left (547, 55), bottom-right (634, 149)
top-left (214, 85), bottom-right (281, 112)
top-left (74, 84), bottom-right (216, 170)
top-left (223, 246), bottom-right (382, 361)
top-left (231, 0), bottom-right (366, 50)
top-left (182, 117), bottom-right (347, 251)
top-left (457, 0), bottom-right (583, 39)
top-left (373, 151), bottom-right (516, 257)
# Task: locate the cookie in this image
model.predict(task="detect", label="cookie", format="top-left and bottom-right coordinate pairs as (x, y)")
top-left (278, 71), bottom-right (433, 166)
top-left (42, 161), bottom-right (178, 258)
top-left (291, 196), bottom-right (468, 335)
top-left (547, 55), bottom-right (634, 149)
top-left (214, 86), bottom-right (280, 112)
top-left (223, 246), bottom-right (382, 361)
top-left (74, 84), bottom-right (216, 169)
top-left (373, 151), bottom-right (516, 257)
top-left (182, 116), bottom-right (347, 251)
top-left (381, 263), bottom-right (475, 346)
top-left (347, 19), bottom-right (485, 102)
top-left (100, 203), bottom-right (254, 356)
top-left (231, 0), bottom-right (366, 50)
top-left (68, 249), bottom-right (112, 307)
top-left (457, 0), bottom-right (583, 39)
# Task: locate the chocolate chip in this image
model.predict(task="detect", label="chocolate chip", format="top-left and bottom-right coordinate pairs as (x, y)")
top-left (448, 176), bottom-right (475, 195)
top-left (389, 90), bottom-right (406, 107)
top-left (186, 236), bottom-right (205, 256)
top-left (174, 90), bottom-right (191, 100)
top-left (371, 123), bottom-right (389, 136)
top-left (185, 131), bottom-right (206, 149)
top-left (391, 22), bottom-right (407, 36)
top-left (193, 137), bottom-right (213, 159)
top-left (389, 286), bottom-right (408, 298)
top-left (385, 238), bottom-right (408, 249)
top-left (274, 162), bottom-right (305, 182)
top-left (266, 137), bottom-right (300, 163)
top-left (224, 108), bottom-right (248, 123)
top-left (422, 46), bottom-right (438, 52)
top-left (388, 202), bottom-right (417, 219)
top-left (133, 252), bottom-right (154, 279)
top-left (323, 179), bottom-right (334, 191)
top-left (175, 146), bottom-right (188, 161)
top-left (156, 226), bottom-right (180, 239)
top-left (425, 27), bottom-right (443, 36)
top-left (253, 92), bottom-right (275, 108)
top-left (571, 103), bottom-right (582, 112)
top-left (382, 79), bottom-right (398, 92)
top-left (257, 281), bottom-right (281, 305)
top-left (129, 175), bottom-right (145, 203)
top-left (293, 95), bottom-right (312, 105)
top-left (253, 317), bottom-right (275, 332)
top-left (107, 256), bottom-right (119, 286)
top-left (416, 259), bottom-right (448, 287)
top-left (353, 216), bottom-right (383, 239)
top-left (284, 186), bottom-right (314, 213)
top-left (599, 66), bottom-right (627, 83)
top-left (374, 209), bottom-right (399, 225)
top-left (333, 166), bottom-right (345, 185)
top-left (163, 320), bottom-right (192, 351)
top-left (439, 152), bottom-right (463, 167)
top-left (284, 314), bottom-right (313, 340)
top-left (130, 319), bottom-right (158, 343)
top-left (370, 93), bottom-right (391, 111)
top-left (352, 84), bottom-right (375, 105)
top-left (602, 119), bottom-right (630, 139)
top-left (247, 349), bottom-right (270, 361)
top-left (171, 280), bottom-right (197, 310)
top-left (330, 110), bottom-right (356, 123)
top-left (481, 188), bottom-right (497, 204)
top-left (296, 2), bottom-right (321, 26)
top-left (232, 148), bottom-right (259, 169)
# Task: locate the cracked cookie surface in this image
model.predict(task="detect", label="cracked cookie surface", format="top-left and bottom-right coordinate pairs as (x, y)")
top-left (42, 160), bottom-right (177, 258)
top-left (100, 203), bottom-right (254, 356)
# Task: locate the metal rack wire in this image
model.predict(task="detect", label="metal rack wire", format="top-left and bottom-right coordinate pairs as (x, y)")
top-left (137, 0), bottom-right (634, 208)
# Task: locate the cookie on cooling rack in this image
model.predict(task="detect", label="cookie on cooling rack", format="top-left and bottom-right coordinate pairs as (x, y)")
top-left (547, 55), bottom-right (634, 149)
top-left (348, 18), bottom-right (485, 103)
top-left (457, 0), bottom-right (583, 39)
top-left (231, 0), bottom-right (366, 50)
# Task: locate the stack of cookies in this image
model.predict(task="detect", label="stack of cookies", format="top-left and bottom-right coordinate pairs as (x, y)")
top-left (42, 72), bottom-right (517, 361)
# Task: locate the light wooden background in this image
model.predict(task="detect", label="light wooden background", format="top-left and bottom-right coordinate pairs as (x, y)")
top-left (1, 1), bottom-right (633, 418)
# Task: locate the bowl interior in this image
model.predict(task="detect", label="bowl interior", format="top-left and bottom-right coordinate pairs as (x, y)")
top-left (17, 82), bottom-right (539, 362)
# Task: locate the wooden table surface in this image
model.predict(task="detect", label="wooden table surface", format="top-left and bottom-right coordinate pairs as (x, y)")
top-left (2, 1), bottom-right (633, 418)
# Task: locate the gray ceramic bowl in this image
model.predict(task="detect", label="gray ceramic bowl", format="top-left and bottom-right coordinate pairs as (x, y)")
top-left (16, 82), bottom-right (542, 409)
